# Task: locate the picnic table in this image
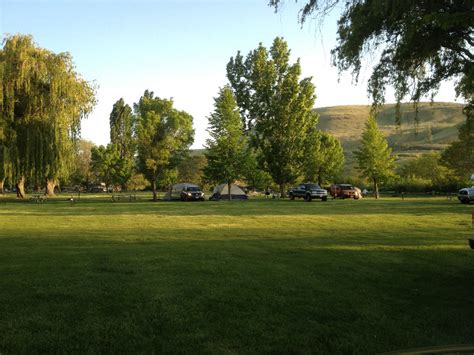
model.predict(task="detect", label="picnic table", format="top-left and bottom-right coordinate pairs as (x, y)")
top-left (111, 193), bottom-right (137, 202)
top-left (29, 194), bottom-right (46, 203)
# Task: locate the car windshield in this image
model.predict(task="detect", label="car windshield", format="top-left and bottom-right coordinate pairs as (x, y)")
top-left (306, 184), bottom-right (321, 189)
top-left (341, 185), bottom-right (353, 190)
top-left (186, 187), bottom-right (200, 192)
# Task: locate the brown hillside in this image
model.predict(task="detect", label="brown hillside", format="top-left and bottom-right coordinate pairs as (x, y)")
top-left (315, 102), bottom-right (466, 160)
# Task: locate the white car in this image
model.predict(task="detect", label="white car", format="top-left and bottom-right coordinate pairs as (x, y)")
top-left (458, 186), bottom-right (474, 204)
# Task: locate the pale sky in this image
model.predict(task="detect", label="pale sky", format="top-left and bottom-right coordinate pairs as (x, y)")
top-left (1, 0), bottom-right (459, 148)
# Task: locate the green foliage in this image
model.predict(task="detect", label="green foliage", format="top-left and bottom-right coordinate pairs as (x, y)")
top-left (204, 87), bottom-right (249, 198)
top-left (110, 98), bottom-right (134, 159)
top-left (134, 90), bottom-right (194, 200)
top-left (108, 98), bottom-right (135, 188)
top-left (304, 129), bottom-right (344, 185)
top-left (441, 112), bottom-right (474, 180)
top-left (242, 148), bottom-right (273, 191)
top-left (177, 154), bottom-right (207, 187)
top-left (125, 173), bottom-right (148, 191)
top-left (0, 34), bottom-right (96, 195)
top-left (270, 1), bottom-right (473, 116)
top-left (353, 116), bottom-right (396, 198)
top-left (397, 152), bottom-right (453, 190)
top-left (227, 37), bottom-right (318, 194)
top-left (68, 139), bottom-right (96, 188)
top-left (90, 145), bottom-right (120, 190)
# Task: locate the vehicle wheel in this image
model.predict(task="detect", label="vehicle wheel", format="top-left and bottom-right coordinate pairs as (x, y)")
top-left (461, 199), bottom-right (470, 204)
top-left (305, 194), bottom-right (312, 202)
top-left (290, 194), bottom-right (295, 200)
top-left (322, 196), bottom-right (327, 202)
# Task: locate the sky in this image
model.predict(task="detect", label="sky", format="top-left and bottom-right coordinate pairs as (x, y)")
top-left (1, 0), bottom-right (459, 148)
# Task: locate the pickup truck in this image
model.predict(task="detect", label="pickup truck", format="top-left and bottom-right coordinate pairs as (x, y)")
top-left (458, 186), bottom-right (474, 204)
top-left (288, 183), bottom-right (328, 202)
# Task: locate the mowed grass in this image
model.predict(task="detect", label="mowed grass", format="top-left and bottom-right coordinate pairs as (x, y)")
top-left (0, 195), bottom-right (473, 353)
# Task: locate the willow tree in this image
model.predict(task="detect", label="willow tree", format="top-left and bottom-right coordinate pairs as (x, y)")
top-left (0, 35), bottom-right (96, 198)
top-left (0, 120), bottom-right (11, 194)
top-left (134, 90), bottom-right (194, 201)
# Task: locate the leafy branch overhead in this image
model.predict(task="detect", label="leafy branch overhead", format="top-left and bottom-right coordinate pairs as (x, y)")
top-left (269, 1), bottom-right (473, 119)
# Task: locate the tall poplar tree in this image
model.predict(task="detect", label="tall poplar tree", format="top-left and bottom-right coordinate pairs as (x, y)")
top-left (353, 116), bottom-right (396, 198)
top-left (134, 91), bottom-right (194, 201)
top-left (227, 37), bottom-right (318, 196)
top-left (109, 98), bottom-right (135, 188)
top-left (0, 35), bottom-right (96, 197)
top-left (204, 86), bottom-right (249, 200)
top-left (110, 98), bottom-right (134, 161)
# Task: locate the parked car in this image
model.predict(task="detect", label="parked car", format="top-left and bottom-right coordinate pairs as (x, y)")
top-left (166, 183), bottom-right (205, 201)
top-left (288, 183), bottom-right (328, 202)
top-left (180, 186), bottom-right (205, 201)
top-left (458, 186), bottom-right (474, 204)
top-left (89, 184), bottom-right (106, 193)
top-left (329, 184), bottom-right (362, 199)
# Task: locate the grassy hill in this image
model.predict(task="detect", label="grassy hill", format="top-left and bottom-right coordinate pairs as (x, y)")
top-left (315, 102), bottom-right (466, 163)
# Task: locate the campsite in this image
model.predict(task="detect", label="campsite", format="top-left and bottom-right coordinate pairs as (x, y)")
top-left (0, 194), bottom-right (473, 353)
top-left (2, 0), bottom-right (473, 353)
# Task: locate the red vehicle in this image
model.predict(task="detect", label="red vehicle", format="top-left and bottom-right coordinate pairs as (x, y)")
top-left (329, 184), bottom-right (362, 199)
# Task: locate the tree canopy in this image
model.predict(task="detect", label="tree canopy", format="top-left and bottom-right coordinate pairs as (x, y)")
top-left (269, 1), bottom-right (473, 119)
top-left (110, 98), bottom-right (134, 161)
top-left (353, 115), bottom-right (396, 198)
top-left (134, 90), bottom-right (194, 201)
top-left (227, 37), bottom-right (319, 195)
top-left (204, 86), bottom-right (249, 199)
top-left (0, 34), bottom-right (96, 197)
top-left (304, 129), bottom-right (344, 186)
top-left (108, 98), bottom-right (135, 189)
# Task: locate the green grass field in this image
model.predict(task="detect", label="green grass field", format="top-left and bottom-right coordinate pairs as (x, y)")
top-left (1, 194), bottom-right (473, 353)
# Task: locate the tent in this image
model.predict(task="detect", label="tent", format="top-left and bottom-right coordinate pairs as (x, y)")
top-left (163, 182), bottom-right (201, 201)
top-left (210, 183), bottom-right (248, 200)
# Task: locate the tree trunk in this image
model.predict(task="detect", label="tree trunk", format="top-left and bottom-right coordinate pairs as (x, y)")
top-left (279, 183), bottom-right (287, 198)
top-left (227, 182), bottom-right (232, 201)
top-left (373, 178), bottom-right (379, 199)
top-left (0, 178), bottom-right (4, 194)
top-left (152, 180), bottom-right (157, 201)
top-left (16, 176), bottom-right (25, 199)
top-left (45, 178), bottom-right (56, 196)
top-left (317, 173), bottom-right (322, 186)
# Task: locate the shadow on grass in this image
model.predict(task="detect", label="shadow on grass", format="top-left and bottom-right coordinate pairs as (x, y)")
top-left (0, 234), bottom-right (473, 353)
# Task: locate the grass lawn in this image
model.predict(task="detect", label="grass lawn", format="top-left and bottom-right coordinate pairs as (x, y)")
top-left (0, 194), bottom-right (473, 353)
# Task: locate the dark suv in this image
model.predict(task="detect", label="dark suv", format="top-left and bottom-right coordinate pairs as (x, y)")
top-left (179, 186), bottom-right (205, 201)
top-left (288, 183), bottom-right (328, 202)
